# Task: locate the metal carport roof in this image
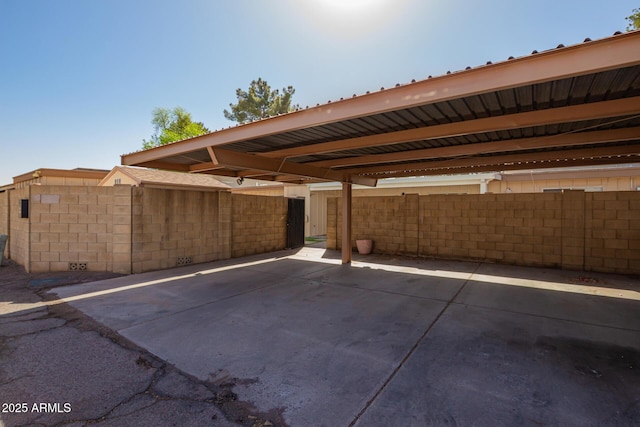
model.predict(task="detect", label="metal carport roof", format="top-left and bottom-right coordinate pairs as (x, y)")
top-left (122, 30), bottom-right (640, 263)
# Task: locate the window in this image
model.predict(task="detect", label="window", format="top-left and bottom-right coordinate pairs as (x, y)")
top-left (114, 178), bottom-right (121, 185)
top-left (20, 199), bottom-right (29, 218)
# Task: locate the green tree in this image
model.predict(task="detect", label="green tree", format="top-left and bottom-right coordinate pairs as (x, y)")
top-left (223, 78), bottom-right (299, 124)
top-left (142, 107), bottom-right (209, 149)
top-left (627, 7), bottom-right (640, 30)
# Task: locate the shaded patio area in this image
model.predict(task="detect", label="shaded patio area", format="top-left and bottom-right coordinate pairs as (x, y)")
top-left (48, 248), bottom-right (640, 426)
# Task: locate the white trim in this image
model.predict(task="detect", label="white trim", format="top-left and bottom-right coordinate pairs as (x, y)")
top-left (542, 186), bottom-right (604, 192)
top-left (308, 174), bottom-right (501, 191)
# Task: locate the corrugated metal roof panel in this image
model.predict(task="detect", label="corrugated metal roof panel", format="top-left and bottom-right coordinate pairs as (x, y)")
top-left (218, 66), bottom-right (640, 158)
top-left (291, 115), bottom-right (640, 163)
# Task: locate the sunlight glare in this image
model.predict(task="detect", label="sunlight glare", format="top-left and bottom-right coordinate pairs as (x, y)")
top-left (301, 0), bottom-right (401, 39)
top-left (318, 0), bottom-right (389, 13)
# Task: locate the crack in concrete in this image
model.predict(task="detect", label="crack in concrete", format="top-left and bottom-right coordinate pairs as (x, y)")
top-left (347, 262), bottom-right (483, 427)
top-left (0, 262), bottom-right (240, 427)
top-left (76, 364), bottom-right (165, 424)
top-left (0, 373), bottom-right (36, 387)
top-left (3, 322), bottom-right (67, 339)
top-left (44, 361), bottom-right (241, 426)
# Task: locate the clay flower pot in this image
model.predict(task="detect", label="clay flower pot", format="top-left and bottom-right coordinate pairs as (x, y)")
top-left (356, 239), bottom-right (373, 255)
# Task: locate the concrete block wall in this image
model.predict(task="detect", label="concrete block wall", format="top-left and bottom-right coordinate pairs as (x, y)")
top-left (131, 190), bottom-right (286, 270)
top-left (585, 192), bottom-right (640, 273)
top-left (131, 188), bottom-right (222, 273)
top-left (327, 191), bottom-right (640, 275)
top-left (0, 190), bottom-right (9, 258)
top-left (330, 195), bottom-right (416, 255)
top-left (327, 197), bottom-right (338, 250)
top-left (218, 192), bottom-right (232, 260)
top-left (8, 187), bottom-right (30, 268)
top-left (419, 193), bottom-right (563, 268)
top-left (352, 196), bottom-right (408, 254)
top-left (231, 194), bottom-right (287, 258)
top-left (27, 185), bottom-right (131, 274)
top-left (1, 185), bottom-right (292, 274)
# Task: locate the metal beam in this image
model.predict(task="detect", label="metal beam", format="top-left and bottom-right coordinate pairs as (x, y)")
top-left (210, 147), bottom-right (378, 187)
top-left (307, 127), bottom-right (640, 169)
top-left (262, 97), bottom-right (640, 159)
top-left (348, 144), bottom-right (640, 176)
top-left (237, 169), bottom-right (283, 178)
top-left (238, 171), bottom-right (329, 184)
top-left (367, 156), bottom-right (640, 179)
top-left (189, 162), bottom-right (225, 172)
top-left (206, 146), bottom-right (219, 165)
top-left (135, 161), bottom-right (191, 172)
top-left (197, 170), bottom-right (240, 178)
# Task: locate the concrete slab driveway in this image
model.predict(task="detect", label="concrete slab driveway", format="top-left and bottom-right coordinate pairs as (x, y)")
top-left (51, 247), bottom-right (640, 426)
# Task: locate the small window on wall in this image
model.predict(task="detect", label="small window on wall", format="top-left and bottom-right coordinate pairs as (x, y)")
top-left (114, 178), bottom-right (121, 185)
top-left (20, 199), bottom-right (29, 218)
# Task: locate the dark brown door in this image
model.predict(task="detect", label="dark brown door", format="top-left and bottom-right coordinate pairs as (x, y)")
top-left (286, 198), bottom-right (305, 249)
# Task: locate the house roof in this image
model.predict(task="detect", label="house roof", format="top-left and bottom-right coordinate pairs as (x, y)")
top-left (100, 166), bottom-right (230, 190)
top-left (121, 31), bottom-right (640, 186)
top-left (0, 183), bottom-right (15, 192)
top-left (13, 168), bottom-right (110, 184)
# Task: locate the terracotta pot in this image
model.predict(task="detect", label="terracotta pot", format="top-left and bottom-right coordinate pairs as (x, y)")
top-left (356, 239), bottom-right (373, 255)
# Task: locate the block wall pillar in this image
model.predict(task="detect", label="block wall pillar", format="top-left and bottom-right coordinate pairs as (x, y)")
top-left (326, 197), bottom-right (337, 250)
top-left (405, 194), bottom-right (419, 256)
top-left (218, 191), bottom-right (232, 259)
top-left (561, 190), bottom-right (585, 270)
top-left (111, 186), bottom-right (132, 274)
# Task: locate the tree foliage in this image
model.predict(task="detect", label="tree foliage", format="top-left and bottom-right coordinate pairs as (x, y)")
top-left (142, 107), bottom-right (209, 149)
top-left (627, 8), bottom-right (640, 30)
top-left (223, 78), bottom-right (299, 124)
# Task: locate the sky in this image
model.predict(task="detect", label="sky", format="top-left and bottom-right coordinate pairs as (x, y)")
top-left (0, 0), bottom-right (636, 184)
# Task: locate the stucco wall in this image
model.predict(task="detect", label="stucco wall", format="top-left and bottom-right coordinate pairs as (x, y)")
top-left (327, 191), bottom-right (640, 275)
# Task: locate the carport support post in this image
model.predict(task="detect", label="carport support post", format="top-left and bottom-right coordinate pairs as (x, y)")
top-left (341, 182), bottom-right (352, 264)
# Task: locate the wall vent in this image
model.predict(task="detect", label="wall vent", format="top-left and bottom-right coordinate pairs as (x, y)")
top-left (69, 262), bottom-right (87, 271)
top-left (177, 256), bottom-right (192, 266)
